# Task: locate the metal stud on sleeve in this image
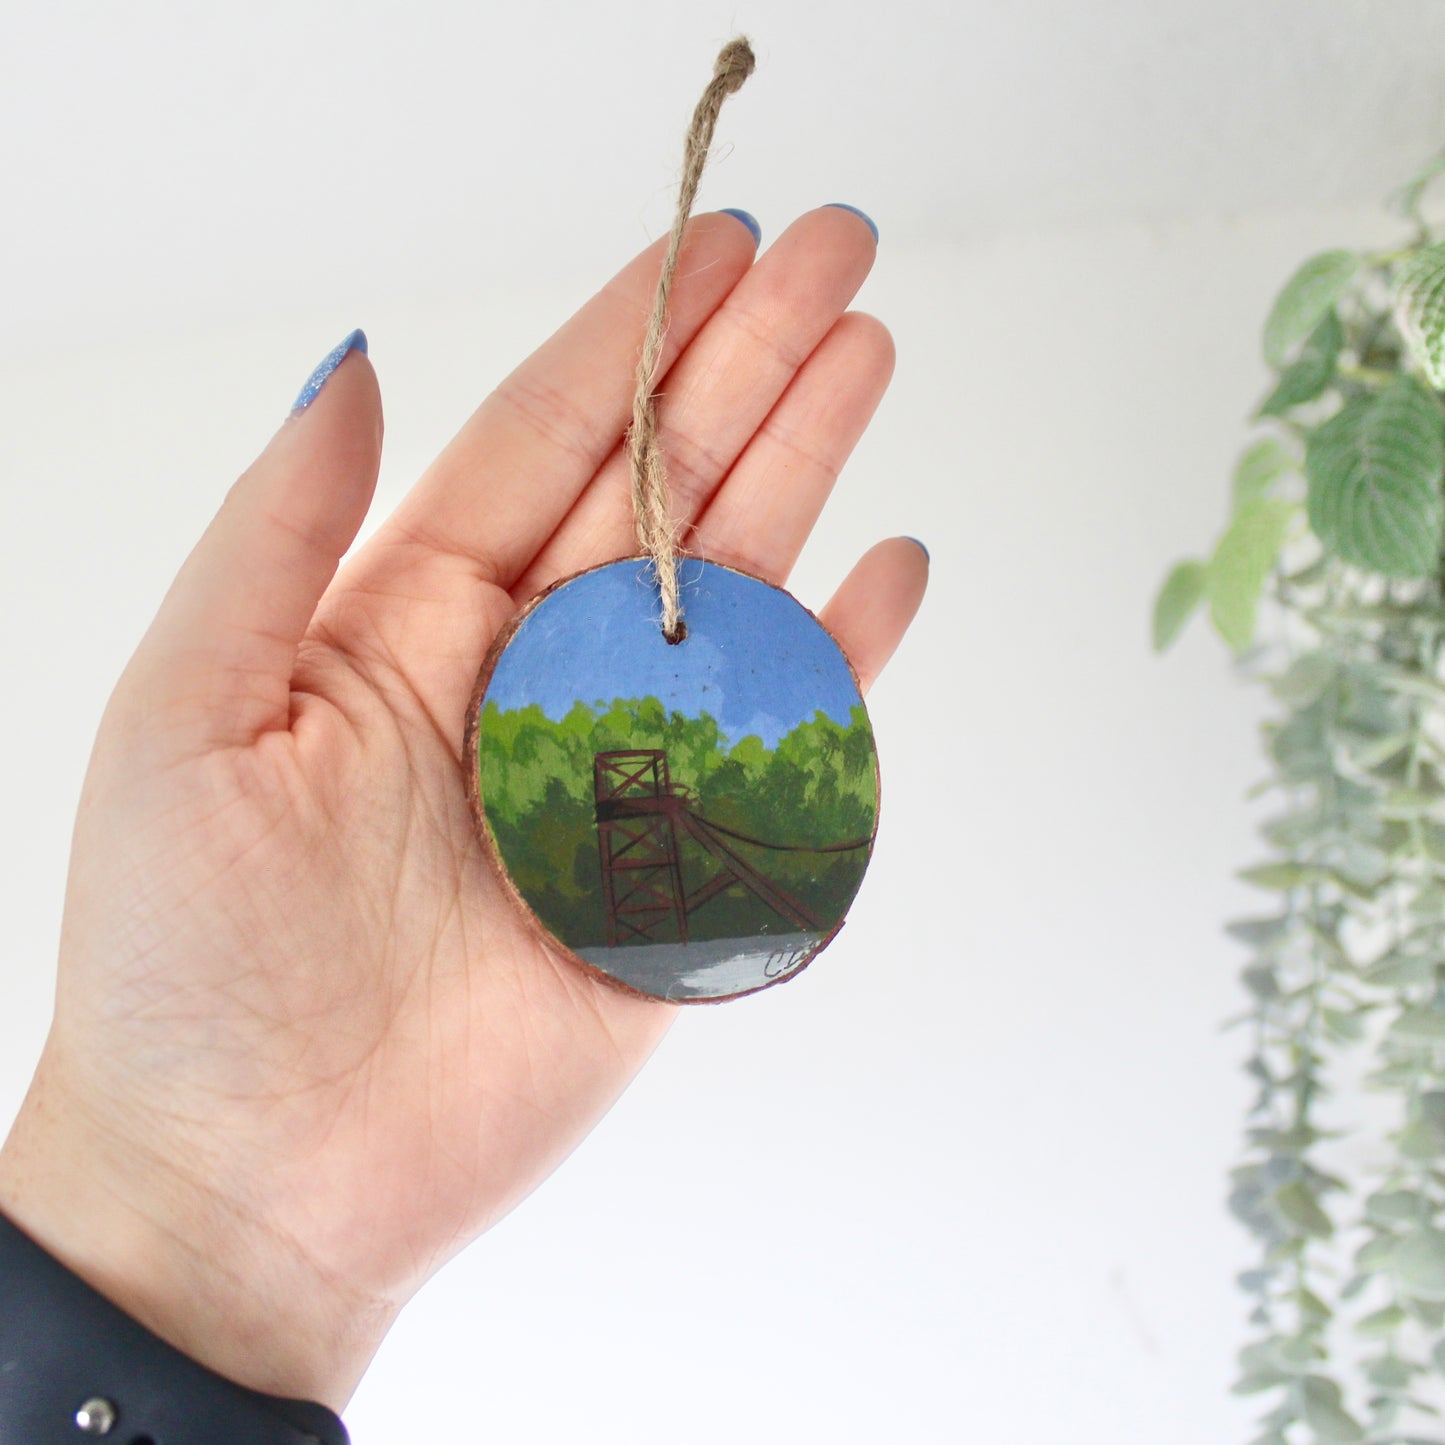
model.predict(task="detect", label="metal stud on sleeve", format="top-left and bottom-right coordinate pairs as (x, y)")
top-left (74, 1397), bottom-right (116, 1435)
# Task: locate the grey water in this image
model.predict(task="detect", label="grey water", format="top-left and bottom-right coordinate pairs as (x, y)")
top-left (576, 932), bottom-right (823, 1001)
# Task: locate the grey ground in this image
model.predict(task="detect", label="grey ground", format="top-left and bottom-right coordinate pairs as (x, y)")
top-left (575, 932), bottom-right (822, 1001)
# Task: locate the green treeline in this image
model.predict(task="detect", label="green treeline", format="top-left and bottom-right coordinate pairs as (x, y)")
top-left (476, 698), bottom-right (877, 949)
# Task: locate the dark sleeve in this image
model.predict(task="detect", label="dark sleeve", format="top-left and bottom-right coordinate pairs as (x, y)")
top-left (0, 1209), bottom-right (349, 1445)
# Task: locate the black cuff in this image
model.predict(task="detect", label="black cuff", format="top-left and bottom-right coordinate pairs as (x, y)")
top-left (0, 1209), bottom-right (349, 1445)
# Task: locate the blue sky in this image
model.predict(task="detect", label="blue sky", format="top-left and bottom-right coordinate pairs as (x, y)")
top-left (486, 560), bottom-right (862, 747)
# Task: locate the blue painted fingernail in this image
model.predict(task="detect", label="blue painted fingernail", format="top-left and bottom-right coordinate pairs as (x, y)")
top-left (717, 208), bottom-right (762, 246)
top-left (825, 203), bottom-right (879, 243)
top-left (292, 328), bottom-right (368, 412)
top-left (901, 536), bottom-right (929, 563)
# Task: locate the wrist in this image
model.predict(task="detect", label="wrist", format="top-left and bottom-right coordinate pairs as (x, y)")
top-left (0, 1051), bottom-right (394, 1410)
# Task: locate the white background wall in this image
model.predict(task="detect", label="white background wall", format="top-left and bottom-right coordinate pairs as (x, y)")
top-left (2, 2), bottom-right (1442, 1441)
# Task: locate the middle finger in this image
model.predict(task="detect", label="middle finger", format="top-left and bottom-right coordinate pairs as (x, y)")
top-left (511, 204), bottom-right (879, 600)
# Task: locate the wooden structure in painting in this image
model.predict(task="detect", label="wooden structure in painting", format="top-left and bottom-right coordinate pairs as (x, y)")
top-left (593, 749), bottom-right (824, 947)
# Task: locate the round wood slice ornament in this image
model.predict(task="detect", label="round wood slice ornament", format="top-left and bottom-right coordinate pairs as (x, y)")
top-left (465, 558), bottom-right (879, 1003)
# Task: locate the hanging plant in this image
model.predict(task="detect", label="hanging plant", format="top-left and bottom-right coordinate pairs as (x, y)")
top-left (1158, 154), bottom-right (1445, 1444)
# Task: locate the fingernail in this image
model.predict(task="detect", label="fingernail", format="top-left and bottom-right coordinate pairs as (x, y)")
top-left (292, 328), bottom-right (368, 413)
top-left (901, 536), bottom-right (929, 563)
top-left (717, 208), bottom-right (762, 246)
top-left (825, 203), bottom-right (879, 243)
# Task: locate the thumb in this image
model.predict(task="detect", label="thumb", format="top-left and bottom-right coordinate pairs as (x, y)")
top-left (117, 330), bottom-right (382, 753)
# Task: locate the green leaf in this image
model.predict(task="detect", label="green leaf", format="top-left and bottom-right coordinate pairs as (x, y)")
top-left (1273, 1181), bottom-right (1334, 1239)
top-left (1233, 1373), bottom-right (1289, 1396)
top-left (1355, 1303), bottom-right (1407, 1336)
top-left (1419, 1091), bottom-right (1445, 1129)
top-left (1399, 1119), bottom-right (1445, 1161)
top-left (1413, 882), bottom-right (1445, 919)
top-left (1271, 654), bottom-right (1336, 707)
top-left (1297, 1374), bottom-right (1366, 1443)
top-left (1432, 1336), bottom-right (1445, 1373)
top-left (1389, 1006), bottom-right (1445, 1044)
top-left (1334, 843), bottom-right (1390, 890)
top-left (1356, 1234), bottom-right (1398, 1271)
top-left (1366, 1190), bottom-right (1428, 1226)
top-left (1363, 950), bottom-right (1435, 989)
top-left (1323, 1007), bottom-right (1365, 1042)
top-left (1267, 1235), bottom-right (1308, 1265)
top-left (1242, 964), bottom-right (1280, 1000)
top-left (1209, 499), bottom-right (1295, 650)
top-left (1269, 710), bottom-right (1331, 782)
top-left (1277, 1336), bottom-right (1323, 1368)
top-left (1259, 310), bottom-right (1344, 416)
top-left (1347, 731), bottom-right (1411, 771)
top-left (1235, 437), bottom-right (1298, 509)
top-left (1260, 813), bottom-right (1328, 850)
top-left (1238, 861), bottom-right (1313, 891)
top-left (1340, 1272), bottom-right (1371, 1302)
top-left (1365, 1355), bottom-right (1415, 1391)
top-left (1375, 663), bottom-right (1445, 708)
top-left (1250, 1120), bottom-right (1321, 1155)
top-left (1372, 1396), bottom-right (1404, 1431)
top-left (1392, 1226), bottom-right (1445, 1300)
top-left (1305, 377), bottom-right (1445, 579)
top-left (1227, 916), bottom-right (1292, 948)
top-left (1263, 251), bottom-right (1360, 366)
top-left (1380, 787), bottom-right (1444, 820)
top-left (1152, 559), bottom-right (1209, 652)
top-left (1237, 1339), bottom-right (1303, 1387)
top-left (1296, 1286), bottom-right (1332, 1322)
top-left (1240, 1339), bottom-right (1288, 1374)
top-left (1396, 241), bottom-right (1445, 388)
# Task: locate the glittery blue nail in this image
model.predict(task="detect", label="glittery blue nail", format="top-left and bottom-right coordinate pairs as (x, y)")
top-left (902, 536), bottom-right (929, 563)
top-left (291, 328), bottom-right (368, 412)
top-left (717, 208), bottom-right (762, 246)
top-left (825, 203), bottom-right (879, 243)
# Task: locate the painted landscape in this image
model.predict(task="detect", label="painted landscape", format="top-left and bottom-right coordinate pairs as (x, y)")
top-left (472, 560), bottom-right (878, 1001)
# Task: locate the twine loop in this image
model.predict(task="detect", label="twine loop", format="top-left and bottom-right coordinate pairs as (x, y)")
top-left (628, 37), bottom-right (755, 643)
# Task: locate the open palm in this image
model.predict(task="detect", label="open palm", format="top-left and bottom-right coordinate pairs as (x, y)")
top-left (0, 206), bottom-right (927, 1407)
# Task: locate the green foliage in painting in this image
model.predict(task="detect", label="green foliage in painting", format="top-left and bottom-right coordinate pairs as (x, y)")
top-left (477, 698), bottom-right (876, 949)
top-left (1158, 151), bottom-right (1445, 1441)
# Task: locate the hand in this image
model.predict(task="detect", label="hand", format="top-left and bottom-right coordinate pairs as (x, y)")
top-left (0, 206), bottom-right (927, 1408)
